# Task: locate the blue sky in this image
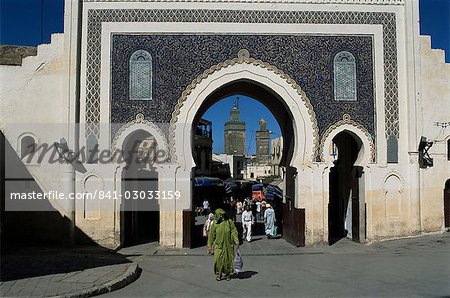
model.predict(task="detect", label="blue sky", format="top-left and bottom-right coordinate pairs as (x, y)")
top-left (1, 0), bottom-right (448, 153)
top-left (1, 0), bottom-right (448, 57)
top-left (203, 96), bottom-right (282, 155)
top-left (0, 0), bottom-right (64, 45)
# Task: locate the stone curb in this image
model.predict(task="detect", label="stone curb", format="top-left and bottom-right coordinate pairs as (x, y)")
top-left (52, 263), bottom-right (141, 298)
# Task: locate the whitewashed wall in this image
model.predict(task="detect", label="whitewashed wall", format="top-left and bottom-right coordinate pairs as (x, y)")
top-left (418, 36), bottom-right (450, 232)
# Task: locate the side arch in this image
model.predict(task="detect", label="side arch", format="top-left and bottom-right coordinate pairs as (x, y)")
top-left (320, 114), bottom-right (375, 166)
top-left (112, 113), bottom-right (169, 161)
top-left (112, 115), bottom-right (165, 247)
top-left (17, 132), bottom-right (38, 161)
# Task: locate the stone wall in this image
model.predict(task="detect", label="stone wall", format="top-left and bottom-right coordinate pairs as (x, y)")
top-left (0, 45), bottom-right (37, 66)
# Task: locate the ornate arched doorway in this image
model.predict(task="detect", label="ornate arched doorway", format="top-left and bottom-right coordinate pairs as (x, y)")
top-left (170, 54), bottom-right (318, 247)
top-left (120, 129), bottom-right (160, 246)
top-left (327, 130), bottom-right (367, 245)
top-left (113, 117), bottom-right (169, 247)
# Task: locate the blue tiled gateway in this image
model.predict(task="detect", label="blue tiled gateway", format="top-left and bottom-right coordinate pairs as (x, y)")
top-left (1, 0), bottom-right (448, 250)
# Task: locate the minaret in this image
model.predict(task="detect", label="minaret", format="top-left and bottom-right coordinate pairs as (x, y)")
top-left (224, 97), bottom-right (246, 155)
top-left (256, 118), bottom-right (270, 164)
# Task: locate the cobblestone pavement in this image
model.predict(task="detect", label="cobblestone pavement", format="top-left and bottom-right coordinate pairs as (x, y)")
top-left (0, 246), bottom-right (140, 297)
top-left (105, 232), bottom-right (450, 297)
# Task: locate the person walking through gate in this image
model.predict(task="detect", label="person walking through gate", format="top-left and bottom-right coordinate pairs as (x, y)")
top-left (256, 200), bottom-right (261, 221)
top-left (207, 208), bottom-right (239, 281)
top-left (261, 200), bottom-right (267, 219)
top-left (242, 206), bottom-right (253, 242)
top-left (236, 200), bottom-right (243, 215)
top-left (264, 204), bottom-right (276, 239)
top-left (251, 199), bottom-right (257, 221)
top-left (203, 213), bottom-right (215, 238)
top-left (230, 197), bottom-right (237, 221)
top-left (203, 199), bottom-right (210, 216)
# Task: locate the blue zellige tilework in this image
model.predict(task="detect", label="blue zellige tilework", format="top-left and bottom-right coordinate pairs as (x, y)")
top-left (111, 34), bottom-right (374, 146)
top-left (85, 9), bottom-right (398, 158)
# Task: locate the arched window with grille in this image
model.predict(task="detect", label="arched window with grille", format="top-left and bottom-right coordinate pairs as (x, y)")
top-left (334, 51), bottom-right (357, 101)
top-left (21, 136), bottom-right (36, 160)
top-left (129, 50), bottom-right (152, 100)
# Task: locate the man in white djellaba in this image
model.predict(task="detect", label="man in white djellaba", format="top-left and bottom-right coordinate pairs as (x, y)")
top-left (264, 204), bottom-right (276, 239)
top-left (241, 206), bottom-right (253, 242)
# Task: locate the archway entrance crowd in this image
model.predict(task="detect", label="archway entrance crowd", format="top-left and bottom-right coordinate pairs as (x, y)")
top-left (184, 80), bottom-right (299, 248)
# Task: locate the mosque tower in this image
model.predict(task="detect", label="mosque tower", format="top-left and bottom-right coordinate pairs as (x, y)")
top-left (224, 97), bottom-right (246, 156)
top-left (256, 118), bottom-right (270, 164)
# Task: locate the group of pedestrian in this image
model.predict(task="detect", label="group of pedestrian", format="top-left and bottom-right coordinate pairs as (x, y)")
top-left (241, 203), bottom-right (277, 241)
top-left (235, 197), bottom-right (258, 218)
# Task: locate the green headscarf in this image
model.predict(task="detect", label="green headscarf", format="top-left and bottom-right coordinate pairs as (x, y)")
top-left (214, 208), bottom-right (226, 221)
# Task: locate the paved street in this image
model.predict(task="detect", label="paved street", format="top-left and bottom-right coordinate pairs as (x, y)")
top-left (104, 232), bottom-right (450, 297)
top-left (0, 245), bottom-right (139, 297)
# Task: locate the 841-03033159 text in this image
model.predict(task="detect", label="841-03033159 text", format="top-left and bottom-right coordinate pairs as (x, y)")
top-left (9, 190), bottom-right (181, 201)
top-left (90, 190), bottom-right (181, 200)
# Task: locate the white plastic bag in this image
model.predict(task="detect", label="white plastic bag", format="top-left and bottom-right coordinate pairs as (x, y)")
top-left (233, 247), bottom-right (243, 273)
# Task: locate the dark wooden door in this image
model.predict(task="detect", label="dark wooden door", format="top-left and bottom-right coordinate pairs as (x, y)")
top-left (351, 166), bottom-right (364, 243)
top-left (351, 167), bottom-right (359, 242)
top-left (282, 166), bottom-right (305, 247)
top-left (183, 210), bottom-right (193, 248)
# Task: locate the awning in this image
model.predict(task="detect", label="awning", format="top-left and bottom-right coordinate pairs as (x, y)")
top-left (194, 177), bottom-right (224, 187)
top-left (224, 181), bottom-right (239, 194)
top-left (264, 184), bottom-right (283, 200)
top-left (251, 184), bottom-right (264, 191)
top-left (270, 178), bottom-right (284, 191)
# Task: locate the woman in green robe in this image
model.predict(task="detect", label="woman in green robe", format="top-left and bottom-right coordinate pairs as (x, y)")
top-left (207, 208), bottom-right (239, 281)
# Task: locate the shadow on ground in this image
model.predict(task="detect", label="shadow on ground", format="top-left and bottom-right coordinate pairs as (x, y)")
top-left (0, 245), bottom-right (133, 282)
top-left (234, 271), bottom-right (258, 279)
